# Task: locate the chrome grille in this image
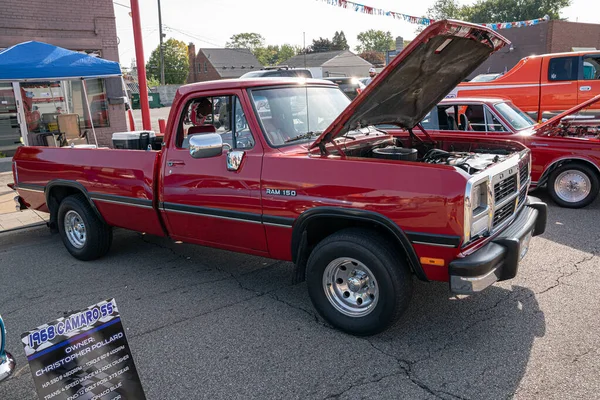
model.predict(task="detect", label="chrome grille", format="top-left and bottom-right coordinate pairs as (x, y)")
top-left (519, 160), bottom-right (529, 188)
top-left (518, 187), bottom-right (527, 207)
top-left (493, 201), bottom-right (515, 227)
top-left (494, 175), bottom-right (517, 203)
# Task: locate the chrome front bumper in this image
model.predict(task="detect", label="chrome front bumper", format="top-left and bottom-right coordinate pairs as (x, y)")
top-left (449, 196), bottom-right (547, 294)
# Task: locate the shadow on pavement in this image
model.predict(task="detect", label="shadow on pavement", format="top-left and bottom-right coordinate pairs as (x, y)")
top-left (531, 187), bottom-right (600, 255)
top-left (365, 281), bottom-right (545, 399)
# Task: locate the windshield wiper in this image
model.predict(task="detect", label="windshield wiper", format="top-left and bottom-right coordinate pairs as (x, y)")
top-left (285, 131), bottom-right (322, 143)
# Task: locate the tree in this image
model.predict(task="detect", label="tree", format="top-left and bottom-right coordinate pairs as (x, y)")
top-left (356, 30), bottom-right (394, 53)
top-left (254, 44), bottom-right (300, 66)
top-left (359, 51), bottom-right (385, 66)
top-left (309, 37), bottom-right (333, 53)
top-left (146, 38), bottom-right (189, 85)
top-left (461, 0), bottom-right (571, 22)
top-left (332, 31), bottom-right (349, 50)
top-left (226, 33), bottom-right (265, 52)
top-left (425, 0), bottom-right (571, 23)
top-left (278, 44), bottom-right (297, 64)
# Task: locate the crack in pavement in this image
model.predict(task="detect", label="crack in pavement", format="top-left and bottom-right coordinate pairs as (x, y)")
top-left (536, 254), bottom-right (595, 295)
top-left (362, 339), bottom-right (469, 400)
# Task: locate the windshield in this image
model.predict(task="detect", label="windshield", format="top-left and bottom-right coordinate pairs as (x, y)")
top-left (469, 73), bottom-right (500, 82)
top-left (494, 102), bottom-right (535, 131)
top-left (250, 86), bottom-right (351, 146)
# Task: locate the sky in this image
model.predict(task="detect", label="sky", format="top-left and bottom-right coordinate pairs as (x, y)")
top-left (114, 0), bottom-right (598, 67)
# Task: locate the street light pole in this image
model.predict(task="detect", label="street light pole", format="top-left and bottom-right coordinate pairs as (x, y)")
top-left (158, 0), bottom-right (165, 85)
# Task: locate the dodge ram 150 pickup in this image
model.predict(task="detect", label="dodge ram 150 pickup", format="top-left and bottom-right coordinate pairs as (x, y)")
top-left (11, 20), bottom-right (547, 335)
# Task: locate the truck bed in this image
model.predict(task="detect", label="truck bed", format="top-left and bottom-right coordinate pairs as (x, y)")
top-left (13, 147), bottom-right (165, 236)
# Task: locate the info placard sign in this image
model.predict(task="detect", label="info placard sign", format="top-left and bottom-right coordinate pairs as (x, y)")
top-left (21, 299), bottom-right (146, 400)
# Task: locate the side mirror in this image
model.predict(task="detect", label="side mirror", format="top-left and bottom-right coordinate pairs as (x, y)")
top-left (189, 133), bottom-right (229, 159)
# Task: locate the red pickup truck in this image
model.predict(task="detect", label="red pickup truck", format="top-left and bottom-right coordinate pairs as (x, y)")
top-left (11, 20), bottom-right (547, 336)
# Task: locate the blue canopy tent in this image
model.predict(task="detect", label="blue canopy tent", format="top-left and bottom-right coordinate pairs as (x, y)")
top-left (0, 41), bottom-right (125, 146)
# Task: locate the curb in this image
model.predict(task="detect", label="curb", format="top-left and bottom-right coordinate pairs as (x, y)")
top-left (0, 221), bottom-right (47, 234)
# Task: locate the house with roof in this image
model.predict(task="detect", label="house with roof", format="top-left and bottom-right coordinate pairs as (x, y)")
top-left (187, 44), bottom-right (262, 83)
top-left (279, 50), bottom-right (373, 78)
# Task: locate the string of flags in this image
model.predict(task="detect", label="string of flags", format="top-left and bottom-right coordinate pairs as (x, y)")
top-left (316, 0), bottom-right (550, 30)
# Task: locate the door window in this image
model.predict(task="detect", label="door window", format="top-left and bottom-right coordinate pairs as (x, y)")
top-left (177, 95), bottom-right (254, 150)
top-left (582, 55), bottom-right (600, 80)
top-left (548, 56), bottom-right (579, 81)
top-left (484, 107), bottom-right (508, 132)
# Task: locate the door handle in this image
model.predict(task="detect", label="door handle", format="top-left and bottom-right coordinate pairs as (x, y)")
top-left (579, 86), bottom-right (592, 92)
top-left (167, 160), bottom-right (185, 167)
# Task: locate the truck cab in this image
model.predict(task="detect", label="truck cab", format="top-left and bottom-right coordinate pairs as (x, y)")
top-left (450, 50), bottom-right (600, 121)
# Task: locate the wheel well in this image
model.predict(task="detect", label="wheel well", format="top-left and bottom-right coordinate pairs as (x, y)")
top-left (292, 215), bottom-right (425, 283)
top-left (46, 185), bottom-right (105, 231)
top-left (539, 159), bottom-right (600, 187)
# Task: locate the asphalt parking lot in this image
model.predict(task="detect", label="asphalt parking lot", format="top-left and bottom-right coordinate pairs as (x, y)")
top-left (1, 190), bottom-right (599, 400)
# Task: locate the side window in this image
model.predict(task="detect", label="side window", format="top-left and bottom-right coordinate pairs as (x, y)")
top-left (548, 56), bottom-right (579, 81)
top-left (460, 105), bottom-right (485, 131)
top-left (177, 95), bottom-right (254, 150)
top-left (484, 107), bottom-right (507, 132)
top-left (582, 55), bottom-right (600, 80)
top-left (420, 108), bottom-right (439, 130)
top-left (434, 106), bottom-right (455, 130)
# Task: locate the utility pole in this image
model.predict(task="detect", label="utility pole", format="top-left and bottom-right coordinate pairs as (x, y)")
top-left (158, 0), bottom-right (165, 85)
top-left (303, 32), bottom-right (306, 68)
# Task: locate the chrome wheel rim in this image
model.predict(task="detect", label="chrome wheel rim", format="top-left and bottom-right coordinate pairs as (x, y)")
top-left (64, 210), bottom-right (86, 249)
top-left (554, 170), bottom-right (591, 203)
top-left (322, 257), bottom-right (378, 318)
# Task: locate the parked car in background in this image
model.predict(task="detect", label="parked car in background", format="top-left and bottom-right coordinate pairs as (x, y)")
top-left (398, 95), bottom-right (600, 208)
top-left (323, 77), bottom-right (365, 100)
top-left (240, 67), bottom-right (312, 78)
top-left (0, 314), bottom-right (15, 383)
top-left (448, 50), bottom-right (600, 121)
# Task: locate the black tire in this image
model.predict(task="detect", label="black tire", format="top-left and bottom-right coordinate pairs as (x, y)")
top-left (57, 194), bottom-right (112, 260)
top-left (548, 164), bottom-right (599, 208)
top-left (306, 228), bottom-right (413, 336)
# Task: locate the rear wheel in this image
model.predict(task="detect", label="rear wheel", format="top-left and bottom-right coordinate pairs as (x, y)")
top-left (548, 164), bottom-right (599, 208)
top-left (306, 229), bottom-right (413, 336)
top-left (58, 194), bottom-right (112, 260)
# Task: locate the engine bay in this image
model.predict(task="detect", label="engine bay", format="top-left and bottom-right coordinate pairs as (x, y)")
top-left (339, 133), bottom-right (519, 176)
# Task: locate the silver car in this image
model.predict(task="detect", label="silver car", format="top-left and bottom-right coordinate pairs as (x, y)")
top-left (0, 314), bottom-right (15, 383)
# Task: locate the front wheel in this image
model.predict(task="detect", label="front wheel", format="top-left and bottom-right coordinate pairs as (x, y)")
top-left (58, 194), bottom-right (112, 260)
top-left (548, 164), bottom-right (599, 208)
top-left (306, 229), bottom-right (413, 336)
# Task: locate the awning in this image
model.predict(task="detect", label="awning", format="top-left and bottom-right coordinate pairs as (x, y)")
top-left (0, 41), bottom-right (121, 81)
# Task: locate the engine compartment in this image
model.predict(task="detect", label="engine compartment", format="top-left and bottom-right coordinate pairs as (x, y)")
top-left (340, 133), bottom-right (519, 176)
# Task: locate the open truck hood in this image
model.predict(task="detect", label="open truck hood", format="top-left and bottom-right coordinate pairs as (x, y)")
top-left (310, 20), bottom-right (509, 150)
top-left (533, 94), bottom-right (600, 135)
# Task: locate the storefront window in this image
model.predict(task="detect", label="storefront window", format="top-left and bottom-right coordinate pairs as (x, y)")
top-left (71, 79), bottom-right (111, 128)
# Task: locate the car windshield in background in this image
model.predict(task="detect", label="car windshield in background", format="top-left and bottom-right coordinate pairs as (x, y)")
top-left (241, 69), bottom-right (312, 78)
top-left (494, 102), bottom-right (535, 131)
top-left (250, 86), bottom-right (350, 147)
top-left (469, 73), bottom-right (501, 82)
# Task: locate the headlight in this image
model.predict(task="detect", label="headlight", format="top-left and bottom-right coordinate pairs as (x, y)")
top-left (466, 180), bottom-right (490, 241)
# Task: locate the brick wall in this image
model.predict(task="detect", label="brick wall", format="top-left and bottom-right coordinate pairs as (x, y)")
top-left (468, 23), bottom-right (549, 79)
top-left (468, 21), bottom-right (600, 79)
top-left (190, 50), bottom-right (223, 83)
top-left (187, 45), bottom-right (222, 83)
top-left (548, 21), bottom-right (600, 53)
top-left (0, 0), bottom-right (127, 146)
